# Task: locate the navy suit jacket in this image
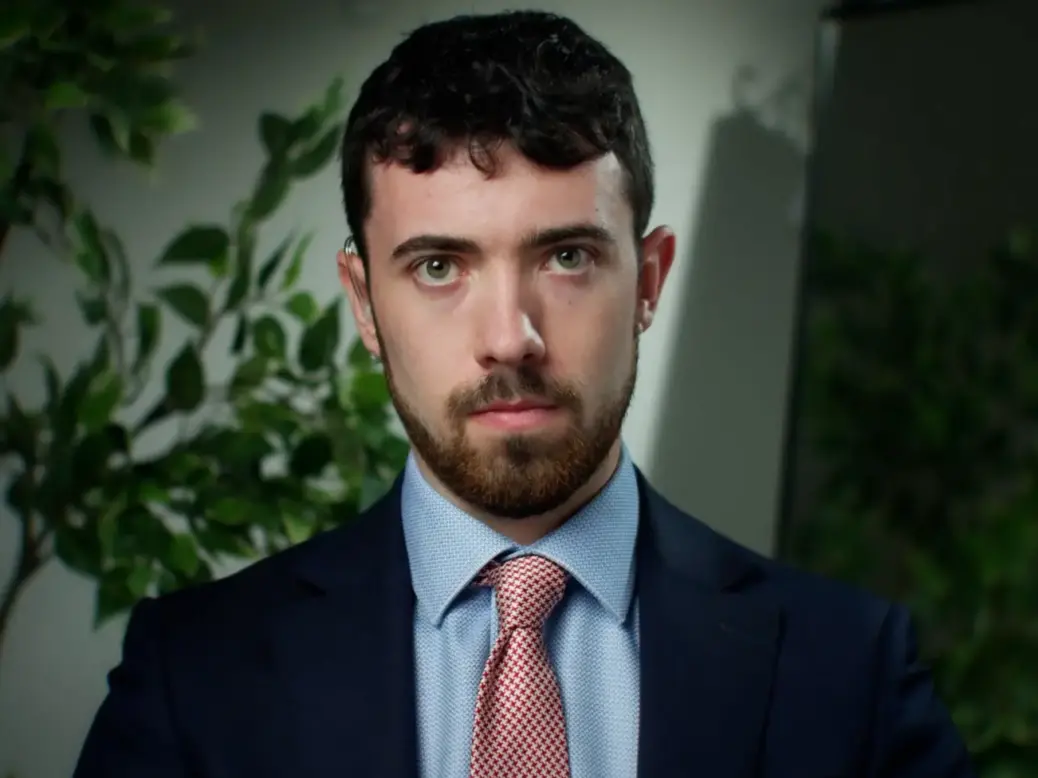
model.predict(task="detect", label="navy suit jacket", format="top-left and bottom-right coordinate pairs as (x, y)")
top-left (74, 471), bottom-right (975, 777)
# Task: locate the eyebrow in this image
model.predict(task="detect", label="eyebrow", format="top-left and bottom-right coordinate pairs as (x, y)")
top-left (388, 222), bottom-right (618, 261)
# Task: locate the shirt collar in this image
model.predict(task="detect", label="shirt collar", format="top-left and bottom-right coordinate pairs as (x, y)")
top-left (401, 446), bottom-right (640, 628)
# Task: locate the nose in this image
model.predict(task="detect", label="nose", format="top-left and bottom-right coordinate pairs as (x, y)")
top-left (474, 272), bottom-right (546, 369)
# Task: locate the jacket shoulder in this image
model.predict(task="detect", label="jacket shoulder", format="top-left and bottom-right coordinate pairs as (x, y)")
top-left (643, 473), bottom-right (896, 643)
top-left (140, 490), bottom-right (402, 634)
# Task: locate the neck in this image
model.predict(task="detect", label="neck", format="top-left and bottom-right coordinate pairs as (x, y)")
top-left (414, 440), bottom-right (623, 545)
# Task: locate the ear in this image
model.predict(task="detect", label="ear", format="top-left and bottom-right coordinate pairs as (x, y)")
top-left (635, 226), bottom-right (677, 334)
top-left (338, 249), bottom-right (381, 359)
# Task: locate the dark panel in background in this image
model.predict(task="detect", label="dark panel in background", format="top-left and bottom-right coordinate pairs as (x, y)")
top-left (780, 0), bottom-right (1038, 548)
top-left (777, 1), bottom-right (1038, 771)
top-left (815, 0), bottom-right (1038, 270)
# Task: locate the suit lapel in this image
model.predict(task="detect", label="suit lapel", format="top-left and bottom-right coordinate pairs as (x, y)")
top-left (259, 468), bottom-right (779, 778)
top-left (269, 482), bottom-right (419, 778)
top-left (635, 473), bottom-right (782, 778)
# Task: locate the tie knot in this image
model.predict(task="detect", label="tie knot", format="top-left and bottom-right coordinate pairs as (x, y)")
top-left (478, 555), bottom-right (569, 630)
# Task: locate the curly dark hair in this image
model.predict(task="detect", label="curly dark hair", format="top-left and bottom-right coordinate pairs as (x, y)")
top-left (339, 10), bottom-right (655, 263)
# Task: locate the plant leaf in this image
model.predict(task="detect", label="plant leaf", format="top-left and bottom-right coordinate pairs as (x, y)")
top-left (248, 161), bottom-right (290, 220)
top-left (56, 524), bottom-right (103, 578)
top-left (55, 360), bottom-right (99, 442)
top-left (125, 130), bottom-right (155, 165)
top-left (229, 358), bottom-right (267, 398)
top-left (0, 11), bottom-right (31, 50)
top-left (95, 566), bottom-right (140, 627)
top-left (285, 290), bottom-right (318, 323)
top-left (3, 395), bottom-right (38, 465)
top-left (158, 225), bottom-right (230, 268)
top-left (165, 344), bottom-right (204, 411)
top-left (156, 284), bottom-right (209, 328)
top-left (207, 496), bottom-right (253, 526)
top-left (319, 76), bottom-right (345, 120)
top-left (34, 176), bottom-right (73, 223)
top-left (223, 254), bottom-right (251, 313)
top-left (89, 112), bottom-right (131, 157)
top-left (282, 512), bottom-right (313, 544)
top-left (72, 211), bottom-right (110, 283)
top-left (259, 112), bottom-right (293, 157)
top-left (281, 233), bottom-right (313, 290)
top-left (290, 109), bottom-right (320, 145)
top-left (39, 356), bottom-right (61, 420)
top-left (168, 533), bottom-right (200, 577)
top-left (80, 371), bottom-right (124, 430)
top-left (25, 123), bottom-right (61, 176)
top-left (347, 337), bottom-right (373, 370)
top-left (230, 355), bottom-right (268, 395)
top-left (231, 315), bottom-right (249, 354)
top-left (0, 299), bottom-right (22, 370)
top-left (298, 301), bottom-right (341, 372)
top-left (143, 100), bottom-right (196, 135)
top-left (46, 82), bottom-right (91, 110)
top-left (252, 315), bottom-right (287, 360)
top-left (351, 371), bottom-right (391, 414)
top-left (133, 303), bottom-right (161, 371)
top-left (101, 226), bottom-right (131, 299)
top-left (256, 234), bottom-right (293, 290)
top-left (76, 293), bottom-right (107, 326)
top-left (291, 126), bottom-right (340, 178)
top-left (290, 433), bottom-right (333, 478)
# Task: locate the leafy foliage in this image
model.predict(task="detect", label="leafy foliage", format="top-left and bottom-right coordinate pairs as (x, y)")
top-left (785, 229), bottom-right (1038, 775)
top-left (0, 0), bottom-right (407, 657)
top-left (0, 0), bottom-right (197, 247)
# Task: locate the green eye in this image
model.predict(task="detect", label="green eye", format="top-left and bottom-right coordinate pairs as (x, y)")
top-left (417, 257), bottom-right (456, 284)
top-left (551, 247), bottom-right (589, 272)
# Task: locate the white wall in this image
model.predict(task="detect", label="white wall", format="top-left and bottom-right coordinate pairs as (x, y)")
top-left (0, 0), bottom-right (823, 774)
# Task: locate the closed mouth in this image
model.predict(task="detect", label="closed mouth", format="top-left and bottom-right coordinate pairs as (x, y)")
top-left (471, 399), bottom-right (557, 414)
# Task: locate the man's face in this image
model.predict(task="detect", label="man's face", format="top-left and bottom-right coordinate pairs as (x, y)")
top-left (341, 144), bottom-right (674, 519)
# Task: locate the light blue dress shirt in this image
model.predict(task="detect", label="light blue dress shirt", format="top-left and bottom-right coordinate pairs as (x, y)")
top-left (401, 447), bottom-right (641, 778)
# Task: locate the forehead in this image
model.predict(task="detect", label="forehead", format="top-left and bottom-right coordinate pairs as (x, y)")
top-left (365, 145), bottom-right (632, 252)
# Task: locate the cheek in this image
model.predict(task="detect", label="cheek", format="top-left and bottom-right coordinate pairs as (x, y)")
top-left (549, 285), bottom-right (635, 388)
top-left (599, 322), bottom-right (637, 389)
top-left (377, 305), bottom-right (466, 408)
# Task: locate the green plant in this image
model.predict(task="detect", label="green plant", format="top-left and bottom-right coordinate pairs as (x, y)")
top-left (0, 0), bottom-right (197, 257)
top-left (0, 1), bottom-right (408, 669)
top-left (785, 229), bottom-right (1038, 776)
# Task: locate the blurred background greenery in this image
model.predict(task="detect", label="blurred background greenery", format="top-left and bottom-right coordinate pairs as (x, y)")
top-left (0, 0), bottom-right (408, 675)
top-left (781, 228), bottom-right (1038, 776)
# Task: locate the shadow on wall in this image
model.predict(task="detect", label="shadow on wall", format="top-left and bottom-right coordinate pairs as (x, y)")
top-left (650, 94), bottom-right (807, 556)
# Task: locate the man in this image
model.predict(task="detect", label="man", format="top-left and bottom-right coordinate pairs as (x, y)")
top-left (75, 10), bottom-right (974, 778)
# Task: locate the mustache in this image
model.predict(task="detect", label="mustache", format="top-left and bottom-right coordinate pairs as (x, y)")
top-left (447, 365), bottom-right (581, 418)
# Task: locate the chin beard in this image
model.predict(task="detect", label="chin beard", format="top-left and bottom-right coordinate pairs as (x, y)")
top-left (384, 351), bottom-right (638, 519)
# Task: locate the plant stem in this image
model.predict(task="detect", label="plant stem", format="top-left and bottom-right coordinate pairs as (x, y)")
top-left (0, 514), bottom-right (45, 667)
top-left (0, 138), bottom-right (35, 261)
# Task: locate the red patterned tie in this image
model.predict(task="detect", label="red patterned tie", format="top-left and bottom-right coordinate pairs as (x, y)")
top-left (469, 555), bottom-right (572, 778)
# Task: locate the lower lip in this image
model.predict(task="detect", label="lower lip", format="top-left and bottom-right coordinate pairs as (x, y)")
top-left (470, 407), bottom-right (560, 431)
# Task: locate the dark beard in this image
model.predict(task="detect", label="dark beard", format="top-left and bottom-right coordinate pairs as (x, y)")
top-left (382, 342), bottom-right (638, 520)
